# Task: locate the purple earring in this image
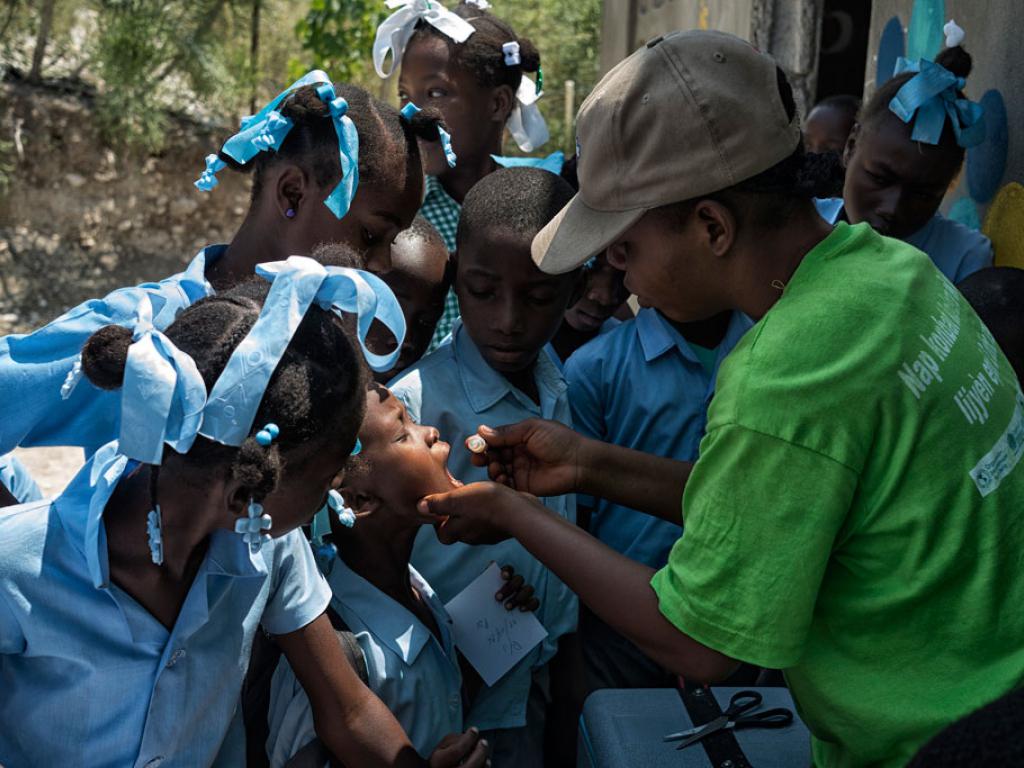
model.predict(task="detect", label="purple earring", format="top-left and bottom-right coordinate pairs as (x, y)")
top-left (285, 207), bottom-right (296, 219)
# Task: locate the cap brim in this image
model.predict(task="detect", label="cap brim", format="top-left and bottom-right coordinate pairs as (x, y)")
top-left (531, 193), bottom-right (646, 274)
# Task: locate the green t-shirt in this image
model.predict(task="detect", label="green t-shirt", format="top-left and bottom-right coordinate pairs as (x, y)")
top-left (651, 222), bottom-right (1024, 767)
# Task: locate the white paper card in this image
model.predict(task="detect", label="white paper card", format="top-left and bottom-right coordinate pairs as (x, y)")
top-left (444, 562), bottom-right (549, 686)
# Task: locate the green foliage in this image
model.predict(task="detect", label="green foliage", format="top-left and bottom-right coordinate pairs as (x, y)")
top-left (92, 0), bottom-right (248, 151)
top-left (9, 0), bottom-right (601, 157)
top-left (500, 0), bottom-right (602, 155)
top-left (291, 0), bottom-right (385, 86)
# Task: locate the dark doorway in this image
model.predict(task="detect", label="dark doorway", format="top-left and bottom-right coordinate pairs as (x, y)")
top-left (815, 0), bottom-right (872, 101)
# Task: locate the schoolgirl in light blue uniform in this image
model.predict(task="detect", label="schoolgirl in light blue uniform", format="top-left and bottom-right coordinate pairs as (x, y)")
top-left (0, 70), bottom-right (444, 478)
top-left (819, 41), bottom-right (992, 284)
top-left (0, 255), bottom-right (488, 768)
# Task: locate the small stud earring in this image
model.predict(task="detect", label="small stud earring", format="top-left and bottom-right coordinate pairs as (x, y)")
top-left (285, 208), bottom-right (296, 219)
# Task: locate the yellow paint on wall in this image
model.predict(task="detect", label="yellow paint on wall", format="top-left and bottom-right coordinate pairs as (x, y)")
top-left (983, 182), bottom-right (1024, 269)
top-left (699, 0), bottom-right (710, 30)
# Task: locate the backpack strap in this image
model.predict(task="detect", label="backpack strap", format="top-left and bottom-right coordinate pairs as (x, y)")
top-left (243, 607), bottom-right (370, 766)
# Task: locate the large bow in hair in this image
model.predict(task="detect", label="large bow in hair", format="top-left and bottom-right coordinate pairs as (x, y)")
top-left (889, 57), bottom-right (985, 148)
top-left (199, 257), bottom-right (406, 447)
top-left (119, 296), bottom-right (207, 465)
top-left (373, 0), bottom-right (475, 78)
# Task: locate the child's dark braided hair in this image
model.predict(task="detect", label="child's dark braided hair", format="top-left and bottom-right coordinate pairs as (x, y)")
top-left (858, 45), bottom-right (974, 162)
top-left (411, 3), bottom-right (541, 94)
top-left (658, 66), bottom-right (845, 232)
top-left (79, 278), bottom-right (367, 503)
top-left (216, 83), bottom-right (449, 204)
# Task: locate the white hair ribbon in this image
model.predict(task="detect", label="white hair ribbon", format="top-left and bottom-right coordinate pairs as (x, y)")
top-left (502, 41), bottom-right (521, 66)
top-left (199, 257), bottom-right (406, 447)
top-left (507, 75), bottom-right (549, 153)
top-left (118, 295), bottom-right (207, 465)
top-left (373, 0), bottom-right (476, 79)
top-left (944, 19), bottom-right (965, 48)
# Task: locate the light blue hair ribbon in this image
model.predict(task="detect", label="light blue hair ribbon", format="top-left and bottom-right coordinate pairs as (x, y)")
top-left (199, 256), bottom-right (406, 447)
top-left (118, 296), bottom-right (207, 465)
top-left (889, 57), bottom-right (985, 148)
top-left (194, 70), bottom-right (360, 219)
top-left (401, 101), bottom-right (457, 168)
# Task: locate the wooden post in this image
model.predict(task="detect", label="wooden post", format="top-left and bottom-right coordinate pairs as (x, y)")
top-left (564, 79), bottom-right (576, 152)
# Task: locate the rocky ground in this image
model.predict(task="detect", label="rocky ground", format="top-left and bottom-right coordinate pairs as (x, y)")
top-left (12, 445), bottom-right (82, 496)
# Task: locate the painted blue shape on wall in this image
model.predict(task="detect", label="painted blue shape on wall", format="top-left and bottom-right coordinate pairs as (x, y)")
top-left (967, 89), bottom-right (1009, 204)
top-left (877, 16), bottom-right (905, 87)
top-left (906, 0), bottom-right (944, 62)
top-left (948, 196), bottom-right (981, 230)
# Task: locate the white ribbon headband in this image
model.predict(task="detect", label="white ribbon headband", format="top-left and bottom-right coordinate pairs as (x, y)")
top-left (373, 0), bottom-right (475, 78)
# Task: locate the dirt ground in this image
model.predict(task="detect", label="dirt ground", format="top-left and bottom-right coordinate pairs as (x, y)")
top-left (12, 445), bottom-right (83, 497)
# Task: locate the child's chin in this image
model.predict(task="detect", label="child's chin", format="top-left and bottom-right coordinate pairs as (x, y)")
top-left (445, 466), bottom-right (464, 488)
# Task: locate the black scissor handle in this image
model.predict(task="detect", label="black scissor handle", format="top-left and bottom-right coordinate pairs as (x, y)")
top-left (734, 707), bottom-right (795, 729)
top-left (725, 690), bottom-right (764, 717)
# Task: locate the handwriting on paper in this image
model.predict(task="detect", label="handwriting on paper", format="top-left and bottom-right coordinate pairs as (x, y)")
top-left (445, 562), bottom-right (548, 686)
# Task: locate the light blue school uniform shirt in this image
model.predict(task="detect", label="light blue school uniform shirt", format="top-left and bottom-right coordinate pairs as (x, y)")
top-left (0, 245), bottom-right (223, 458)
top-left (389, 320), bottom-right (577, 731)
top-left (0, 453), bottom-right (43, 504)
top-left (0, 441), bottom-right (331, 768)
top-left (268, 556), bottom-right (462, 762)
top-left (564, 309), bottom-right (752, 567)
top-left (815, 198), bottom-right (992, 283)
top-left (547, 317), bottom-right (621, 371)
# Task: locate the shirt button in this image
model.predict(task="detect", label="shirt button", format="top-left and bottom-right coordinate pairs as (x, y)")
top-left (166, 649), bottom-right (186, 668)
top-left (144, 758), bottom-right (164, 768)
top-left (448, 694), bottom-right (460, 710)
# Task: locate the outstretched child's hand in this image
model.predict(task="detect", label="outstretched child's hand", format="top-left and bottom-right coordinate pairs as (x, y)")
top-left (495, 564), bottom-right (540, 612)
top-left (429, 728), bottom-right (490, 768)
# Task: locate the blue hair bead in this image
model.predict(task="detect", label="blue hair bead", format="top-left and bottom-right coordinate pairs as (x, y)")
top-left (255, 422), bottom-right (279, 446)
top-left (401, 102), bottom-right (422, 122)
top-left (352, 437), bottom-right (362, 455)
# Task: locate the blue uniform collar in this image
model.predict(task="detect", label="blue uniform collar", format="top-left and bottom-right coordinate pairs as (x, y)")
top-left (636, 309), bottom-right (751, 372)
top-left (54, 440), bottom-right (267, 591)
top-left (452, 320), bottom-right (566, 414)
top-left (327, 555), bottom-right (454, 665)
top-left (492, 151), bottom-right (565, 175)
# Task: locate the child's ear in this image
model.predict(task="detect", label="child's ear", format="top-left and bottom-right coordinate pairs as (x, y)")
top-left (273, 164), bottom-right (312, 219)
top-left (340, 486), bottom-right (382, 517)
top-left (491, 84), bottom-right (516, 125)
top-left (842, 123), bottom-right (860, 169)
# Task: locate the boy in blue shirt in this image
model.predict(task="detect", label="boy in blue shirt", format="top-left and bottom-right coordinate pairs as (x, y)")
top-left (366, 217), bottom-right (452, 383)
top-left (549, 252), bottom-right (629, 366)
top-left (390, 166), bottom-right (581, 766)
top-left (267, 383), bottom-right (539, 763)
top-left (564, 306), bottom-right (752, 690)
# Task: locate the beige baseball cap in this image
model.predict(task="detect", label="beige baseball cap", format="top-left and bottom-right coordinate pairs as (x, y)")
top-left (532, 30), bottom-right (802, 274)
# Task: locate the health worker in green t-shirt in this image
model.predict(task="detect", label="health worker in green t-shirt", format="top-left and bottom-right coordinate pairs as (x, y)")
top-left (414, 30), bottom-right (1024, 768)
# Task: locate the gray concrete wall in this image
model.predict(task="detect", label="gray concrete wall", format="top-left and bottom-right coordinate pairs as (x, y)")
top-left (599, 0), bottom-right (823, 117)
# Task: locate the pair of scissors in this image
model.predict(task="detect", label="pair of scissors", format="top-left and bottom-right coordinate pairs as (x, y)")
top-left (663, 690), bottom-right (794, 750)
